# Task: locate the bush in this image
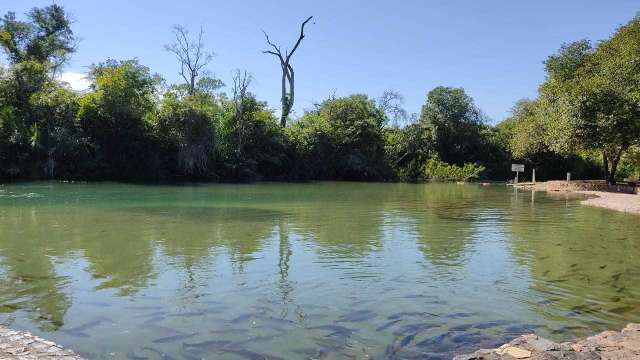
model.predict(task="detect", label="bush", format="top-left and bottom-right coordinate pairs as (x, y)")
top-left (155, 92), bottom-right (219, 178)
top-left (424, 158), bottom-right (485, 182)
top-left (288, 94), bottom-right (389, 180)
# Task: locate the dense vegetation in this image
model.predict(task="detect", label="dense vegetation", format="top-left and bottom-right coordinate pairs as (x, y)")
top-left (1, 6), bottom-right (639, 183)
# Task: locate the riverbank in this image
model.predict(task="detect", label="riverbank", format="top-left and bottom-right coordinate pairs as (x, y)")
top-left (3, 324), bottom-right (639, 360)
top-left (514, 180), bottom-right (640, 215)
top-left (0, 326), bottom-right (84, 359)
top-left (455, 323), bottom-right (640, 359)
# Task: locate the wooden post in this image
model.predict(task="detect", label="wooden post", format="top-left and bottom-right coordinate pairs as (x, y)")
top-left (515, 171), bottom-right (519, 184)
top-left (532, 168), bottom-right (536, 184)
top-left (566, 172), bottom-right (571, 183)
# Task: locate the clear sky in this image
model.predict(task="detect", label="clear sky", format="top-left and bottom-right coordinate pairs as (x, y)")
top-left (3, 1), bottom-right (639, 123)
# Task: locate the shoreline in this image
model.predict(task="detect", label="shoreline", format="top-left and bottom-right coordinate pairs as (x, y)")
top-left (514, 181), bottom-right (640, 215)
top-left (3, 324), bottom-right (639, 359)
top-left (0, 326), bottom-right (84, 359)
top-left (455, 323), bottom-right (640, 359)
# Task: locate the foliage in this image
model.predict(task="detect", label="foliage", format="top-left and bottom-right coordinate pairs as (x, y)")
top-left (155, 92), bottom-right (219, 178)
top-left (420, 86), bottom-right (485, 166)
top-left (423, 158), bottom-right (485, 182)
top-left (0, 5), bottom-right (75, 68)
top-left (384, 123), bottom-right (433, 181)
top-left (288, 94), bottom-right (389, 180)
top-left (0, 5), bottom-right (77, 179)
top-left (539, 17), bottom-right (640, 183)
top-left (217, 95), bottom-right (288, 181)
top-left (78, 59), bottom-right (160, 180)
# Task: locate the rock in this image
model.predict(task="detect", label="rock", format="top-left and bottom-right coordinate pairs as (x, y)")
top-left (453, 348), bottom-right (497, 360)
top-left (454, 323), bottom-right (640, 360)
top-left (511, 334), bottom-right (559, 352)
top-left (496, 345), bottom-right (532, 358)
top-left (0, 326), bottom-right (84, 359)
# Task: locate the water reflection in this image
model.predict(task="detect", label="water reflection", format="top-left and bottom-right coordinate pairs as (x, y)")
top-left (0, 182), bottom-right (639, 358)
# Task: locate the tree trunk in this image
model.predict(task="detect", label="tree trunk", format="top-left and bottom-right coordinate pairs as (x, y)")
top-left (607, 148), bottom-right (624, 185)
top-left (603, 151), bottom-right (609, 183)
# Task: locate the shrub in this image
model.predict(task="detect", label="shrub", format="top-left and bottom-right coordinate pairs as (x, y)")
top-left (424, 158), bottom-right (485, 182)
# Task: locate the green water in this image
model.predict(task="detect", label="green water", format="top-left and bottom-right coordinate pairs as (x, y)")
top-left (0, 182), bottom-right (639, 359)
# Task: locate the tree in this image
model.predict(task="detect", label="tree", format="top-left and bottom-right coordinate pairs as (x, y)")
top-left (78, 59), bottom-right (160, 179)
top-left (0, 5), bottom-right (77, 179)
top-left (384, 122), bottom-right (433, 181)
top-left (218, 82), bottom-right (287, 181)
top-left (377, 89), bottom-right (409, 127)
top-left (165, 25), bottom-right (215, 95)
top-left (262, 16), bottom-right (313, 127)
top-left (508, 99), bottom-right (547, 161)
top-left (288, 94), bottom-right (389, 180)
top-left (155, 91), bottom-right (219, 178)
top-left (0, 5), bottom-right (75, 71)
top-left (540, 17), bottom-right (640, 184)
top-left (419, 86), bottom-right (485, 166)
top-left (231, 69), bottom-right (253, 166)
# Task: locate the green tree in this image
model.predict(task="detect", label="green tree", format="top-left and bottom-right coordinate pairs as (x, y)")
top-left (289, 94), bottom-right (389, 180)
top-left (78, 59), bottom-right (160, 180)
top-left (384, 122), bottom-right (434, 181)
top-left (0, 5), bottom-right (77, 179)
top-left (420, 86), bottom-right (485, 166)
top-left (155, 91), bottom-right (219, 178)
top-left (218, 94), bottom-right (287, 181)
top-left (540, 17), bottom-right (640, 183)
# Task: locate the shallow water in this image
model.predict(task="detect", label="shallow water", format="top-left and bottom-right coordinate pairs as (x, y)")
top-left (0, 182), bottom-right (639, 359)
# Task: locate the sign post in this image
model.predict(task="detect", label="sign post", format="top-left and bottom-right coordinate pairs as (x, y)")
top-left (511, 164), bottom-right (525, 184)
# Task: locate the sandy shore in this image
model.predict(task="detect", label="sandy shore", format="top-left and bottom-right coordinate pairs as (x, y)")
top-left (513, 181), bottom-right (640, 215)
top-left (578, 190), bottom-right (640, 214)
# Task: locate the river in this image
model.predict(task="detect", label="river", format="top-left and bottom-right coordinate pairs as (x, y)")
top-left (0, 182), bottom-right (638, 359)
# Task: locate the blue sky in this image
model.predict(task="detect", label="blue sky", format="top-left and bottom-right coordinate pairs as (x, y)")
top-left (3, 1), bottom-right (638, 123)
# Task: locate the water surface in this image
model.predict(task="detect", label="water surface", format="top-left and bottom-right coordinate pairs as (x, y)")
top-left (0, 182), bottom-right (639, 359)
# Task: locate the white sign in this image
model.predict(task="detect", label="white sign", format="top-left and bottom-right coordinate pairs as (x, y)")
top-left (511, 164), bottom-right (525, 172)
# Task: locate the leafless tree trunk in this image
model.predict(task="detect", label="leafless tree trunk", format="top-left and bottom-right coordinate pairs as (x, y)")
top-left (165, 25), bottom-right (214, 94)
top-left (262, 16), bottom-right (313, 127)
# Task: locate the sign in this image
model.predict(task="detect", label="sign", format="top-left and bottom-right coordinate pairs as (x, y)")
top-left (511, 164), bottom-right (525, 172)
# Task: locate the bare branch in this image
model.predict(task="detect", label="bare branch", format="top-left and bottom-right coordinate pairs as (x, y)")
top-left (165, 24), bottom-right (216, 94)
top-left (286, 16), bottom-right (313, 63)
top-left (261, 16), bottom-right (313, 127)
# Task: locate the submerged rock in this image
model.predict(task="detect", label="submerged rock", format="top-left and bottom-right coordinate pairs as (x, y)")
top-left (454, 323), bottom-right (640, 359)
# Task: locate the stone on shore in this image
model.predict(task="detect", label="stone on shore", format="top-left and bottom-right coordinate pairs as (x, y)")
top-left (0, 326), bottom-right (84, 359)
top-left (454, 323), bottom-right (640, 360)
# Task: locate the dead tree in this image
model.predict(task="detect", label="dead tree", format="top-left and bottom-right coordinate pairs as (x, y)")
top-left (165, 25), bottom-right (214, 94)
top-left (377, 90), bottom-right (409, 127)
top-left (262, 16), bottom-right (313, 127)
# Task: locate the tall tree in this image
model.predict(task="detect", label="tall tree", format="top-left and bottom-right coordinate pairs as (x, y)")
top-left (0, 5), bottom-right (75, 70)
top-left (419, 86), bottom-right (484, 166)
top-left (262, 16), bottom-right (313, 127)
top-left (540, 17), bottom-right (640, 184)
top-left (165, 25), bottom-right (214, 95)
top-left (78, 59), bottom-right (160, 179)
top-left (231, 69), bottom-right (253, 164)
top-left (0, 5), bottom-right (77, 179)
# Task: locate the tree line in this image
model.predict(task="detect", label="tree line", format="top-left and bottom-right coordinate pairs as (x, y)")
top-left (1, 5), bottom-right (638, 183)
